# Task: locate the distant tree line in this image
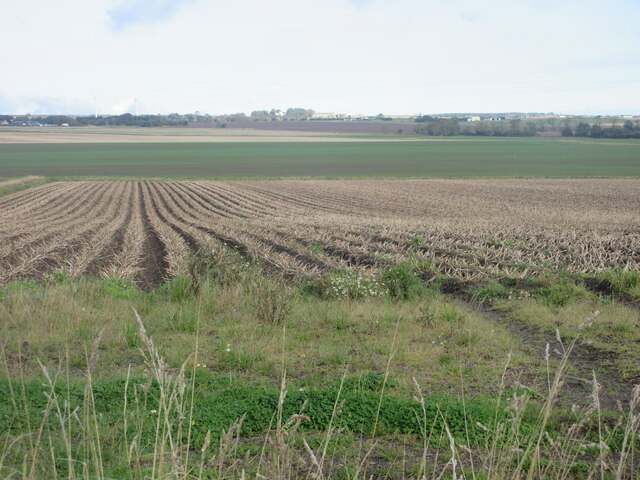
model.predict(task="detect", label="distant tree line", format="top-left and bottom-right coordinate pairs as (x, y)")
top-left (413, 116), bottom-right (640, 138)
top-left (0, 113), bottom-right (188, 127)
top-left (3, 111), bottom-right (639, 139)
top-left (414, 118), bottom-right (461, 136)
top-left (561, 120), bottom-right (640, 139)
top-left (414, 117), bottom-right (537, 137)
top-left (249, 108), bottom-right (315, 121)
top-left (0, 108), bottom-right (316, 127)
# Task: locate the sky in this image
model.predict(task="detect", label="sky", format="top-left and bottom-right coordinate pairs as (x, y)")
top-left (1, 0), bottom-right (639, 116)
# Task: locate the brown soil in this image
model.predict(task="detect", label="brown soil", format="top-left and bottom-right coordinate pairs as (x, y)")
top-left (0, 127), bottom-right (428, 144)
top-left (136, 183), bottom-right (170, 289)
top-left (2, 179), bottom-right (639, 291)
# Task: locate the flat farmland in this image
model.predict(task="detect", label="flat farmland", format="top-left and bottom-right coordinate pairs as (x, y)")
top-left (0, 137), bottom-right (639, 178)
top-left (3, 179), bottom-right (640, 479)
top-left (2, 179), bottom-right (639, 288)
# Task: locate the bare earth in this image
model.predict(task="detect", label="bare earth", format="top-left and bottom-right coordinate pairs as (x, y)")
top-left (0, 127), bottom-right (433, 144)
top-left (1, 179), bottom-right (638, 288)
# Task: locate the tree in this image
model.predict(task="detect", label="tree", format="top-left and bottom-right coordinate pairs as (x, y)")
top-left (284, 108), bottom-right (314, 120)
top-left (415, 115), bottom-right (434, 123)
top-left (624, 120), bottom-right (634, 131)
top-left (561, 127), bottom-right (573, 137)
top-left (43, 115), bottom-right (76, 126)
top-left (225, 113), bottom-right (248, 122)
top-left (589, 124), bottom-right (603, 138)
top-left (250, 110), bottom-right (270, 121)
top-left (507, 119), bottom-right (522, 136)
top-left (575, 122), bottom-right (590, 137)
top-left (425, 119), bottom-right (459, 136)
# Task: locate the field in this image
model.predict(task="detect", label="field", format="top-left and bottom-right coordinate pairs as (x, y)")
top-left (187, 120), bottom-right (418, 135)
top-left (1, 163), bottom-right (640, 476)
top-left (1, 136), bottom-right (640, 178)
top-left (0, 126), bottom-right (397, 144)
top-left (2, 179), bottom-right (639, 288)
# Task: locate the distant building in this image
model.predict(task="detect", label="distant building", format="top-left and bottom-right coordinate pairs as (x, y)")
top-left (0, 120), bottom-right (8, 126)
top-left (312, 112), bottom-right (348, 120)
top-left (466, 116), bottom-right (481, 122)
top-left (482, 115), bottom-right (506, 121)
top-left (311, 113), bottom-right (334, 119)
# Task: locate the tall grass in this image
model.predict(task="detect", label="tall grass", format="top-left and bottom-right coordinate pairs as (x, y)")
top-left (1, 307), bottom-right (638, 479)
top-left (0, 176), bottom-right (46, 197)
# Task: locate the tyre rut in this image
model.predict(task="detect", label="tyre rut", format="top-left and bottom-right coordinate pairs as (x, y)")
top-left (453, 296), bottom-right (636, 412)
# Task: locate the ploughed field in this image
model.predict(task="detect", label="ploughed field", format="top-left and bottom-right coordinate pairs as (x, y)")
top-left (1, 179), bottom-right (639, 288)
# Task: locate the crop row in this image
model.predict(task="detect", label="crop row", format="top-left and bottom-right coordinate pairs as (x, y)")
top-left (1, 180), bottom-right (638, 287)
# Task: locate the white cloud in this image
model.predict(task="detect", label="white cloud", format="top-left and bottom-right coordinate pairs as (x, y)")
top-left (103, 97), bottom-right (137, 115)
top-left (0, 0), bottom-right (638, 115)
top-left (0, 93), bottom-right (94, 115)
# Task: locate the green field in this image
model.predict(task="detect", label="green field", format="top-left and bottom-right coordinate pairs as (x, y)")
top-left (1, 137), bottom-right (639, 178)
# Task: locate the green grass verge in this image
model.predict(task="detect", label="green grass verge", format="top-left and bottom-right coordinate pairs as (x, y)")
top-left (0, 176), bottom-right (47, 196)
top-left (1, 260), bottom-right (638, 478)
top-left (0, 271), bottom-right (530, 396)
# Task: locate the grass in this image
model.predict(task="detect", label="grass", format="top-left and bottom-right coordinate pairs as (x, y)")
top-left (0, 375), bottom-right (509, 449)
top-left (468, 273), bottom-right (640, 382)
top-left (1, 250), bottom-right (639, 478)
top-left (497, 297), bottom-right (640, 380)
top-left (473, 279), bottom-right (511, 304)
top-left (0, 175), bottom-right (47, 196)
top-left (0, 273), bottom-right (530, 395)
top-left (1, 282), bottom-right (638, 478)
top-left (595, 269), bottom-right (640, 300)
top-left (1, 137), bottom-right (640, 178)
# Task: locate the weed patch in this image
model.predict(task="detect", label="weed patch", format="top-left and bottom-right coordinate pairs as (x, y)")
top-left (473, 279), bottom-right (510, 303)
top-left (302, 271), bottom-right (386, 299)
top-left (381, 264), bottom-right (424, 300)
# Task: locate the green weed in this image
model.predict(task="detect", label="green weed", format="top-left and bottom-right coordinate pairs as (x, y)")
top-left (474, 279), bottom-right (510, 303)
top-left (381, 264), bottom-right (424, 300)
top-left (533, 282), bottom-right (588, 307)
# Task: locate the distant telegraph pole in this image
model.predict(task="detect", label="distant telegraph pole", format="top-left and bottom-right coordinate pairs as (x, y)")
top-left (94, 96), bottom-right (98, 118)
top-left (135, 97), bottom-right (139, 117)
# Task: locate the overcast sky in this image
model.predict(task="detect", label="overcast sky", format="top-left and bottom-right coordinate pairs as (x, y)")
top-left (1, 0), bottom-right (639, 115)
